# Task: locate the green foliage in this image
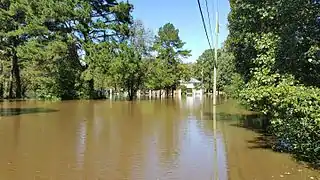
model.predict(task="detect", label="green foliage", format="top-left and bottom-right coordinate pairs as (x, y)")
top-left (179, 85), bottom-right (187, 94)
top-left (145, 58), bottom-right (171, 90)
top-left (152, 23), bottom-right (191, 91)
top-left (0, 0), bottom-right (133, 100)
top-left (228, 0), bottom-right (320, 86)
top-left (240, 84), bottom-right (320, 165)
top-left (82, 42), bottom-right (115, 88)
top-left (193, 49), bottom-right (214, 90)
top-left (228, 0), bottom-right (320, 165)
top-left (110, 43), bottom-right (147, 100)
top-left (194, 47), bottom-right (236, 92)
top-left (1, 0), bottom-right (194, 101)
top-left (224, 73), bottom-right (245, 98)
top-left (217, 49), bottom-right (236, 92)
top-left (177, 63), bottom-right (193, 82)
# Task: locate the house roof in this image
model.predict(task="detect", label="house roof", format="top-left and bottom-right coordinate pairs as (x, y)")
top-left (179, 78), bottom-right (201, 84)
top-left (189, 78), bottom-right (201, 83)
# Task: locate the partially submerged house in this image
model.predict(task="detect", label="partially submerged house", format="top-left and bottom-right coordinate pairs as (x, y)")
top-left (179, 78), bottom-right (204, 97)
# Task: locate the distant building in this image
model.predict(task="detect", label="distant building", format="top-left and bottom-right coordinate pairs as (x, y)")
top-left (179, 78), bottom-right (203, 97)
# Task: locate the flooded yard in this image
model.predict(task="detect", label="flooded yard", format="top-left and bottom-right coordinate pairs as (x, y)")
top-left (0, 97), bottom-right (319, 180)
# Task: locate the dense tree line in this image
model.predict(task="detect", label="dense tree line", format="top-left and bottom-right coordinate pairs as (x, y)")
top-left (0, 0), bottom-right (191, 101)
top-left (227, 0), bottom-right (320, 165)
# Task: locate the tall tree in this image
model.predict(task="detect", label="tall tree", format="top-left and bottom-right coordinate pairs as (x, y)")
top-left (1, 0), bottom-right (134, 100)
top-left (0, 0), bottom-right (29, 98)
top-left (83, 20), bottom-right (151, 100)
top-left (153, 23), bottom-right (191, 94)
top-left (70, 0), bottom-right (134, 98)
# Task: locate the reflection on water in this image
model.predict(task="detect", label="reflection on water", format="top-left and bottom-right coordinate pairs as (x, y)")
top-left (0, 98), bottom-right (318, 180)
top-left (75, 120), bottom-right (86, 170)
top-left (0, 108), bottom-right (58, 116)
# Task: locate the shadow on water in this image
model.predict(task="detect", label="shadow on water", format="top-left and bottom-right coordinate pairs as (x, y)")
top-left (228, 114), bottom-right (269, 133)
top-left (204, 111), bottom-right (274, 150)
top-left (227, 113), bottom-right (273, 150)
top-left (0, 99), bottom-right (27, 102)
top-left (215, 111), bottom-right (320, 169)
top-left (0, 108), bottom-right (59, 117)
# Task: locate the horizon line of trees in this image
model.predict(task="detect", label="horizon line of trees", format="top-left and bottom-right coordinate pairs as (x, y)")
top-left (0, 0), bottom-right (195, 101)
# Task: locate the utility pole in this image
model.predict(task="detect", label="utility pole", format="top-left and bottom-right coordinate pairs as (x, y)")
top-left (202, 68), bottom-right (204, 89)
top-left (213, 2), bottom-right (219, 180)
top-left (213, 11), bottom-right (219, 105)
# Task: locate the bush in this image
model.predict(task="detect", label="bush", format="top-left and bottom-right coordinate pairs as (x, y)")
top-left (240, 84), bottom-right (320, 166)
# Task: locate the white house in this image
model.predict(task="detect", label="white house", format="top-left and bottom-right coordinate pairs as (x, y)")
top-left (179, 78), bottom-right (204, 97)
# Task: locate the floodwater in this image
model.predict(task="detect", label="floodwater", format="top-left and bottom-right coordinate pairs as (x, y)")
top-left (0, 97), bottom-right (319, 180)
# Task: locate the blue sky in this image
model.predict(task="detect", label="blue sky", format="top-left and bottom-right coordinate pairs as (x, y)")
top-left (130, 0), bottom-right (231, 63)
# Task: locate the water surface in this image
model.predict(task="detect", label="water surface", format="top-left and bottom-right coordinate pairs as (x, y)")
top-left (0, 97), bottom-right (319, 180)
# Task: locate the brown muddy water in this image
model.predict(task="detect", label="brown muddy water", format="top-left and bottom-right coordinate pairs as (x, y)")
top-left (0, 96), bottom-right (319, 180)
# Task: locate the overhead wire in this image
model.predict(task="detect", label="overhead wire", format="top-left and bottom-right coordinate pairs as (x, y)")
top-left (204, 0), bottom-right (215, 50)
top-left (196, 0), bottom-right (216, 68)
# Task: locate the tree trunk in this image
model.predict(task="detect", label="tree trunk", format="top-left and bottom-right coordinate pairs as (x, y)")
top-left (88, 79), bottom-right (94, 99)
top-left (128, 90), bottom-right (134, 101)
top-left (0, 63), bottom-right (3, 99)
top-left (8, 78), bottom-right (13, 99)
top-left (12, 52), bottom-right (21, 99)
top-left (128, 87), bottom-right (136, 101)
top-left (0, 82), bottom-right (3, 99)
top-left (0, 76), bottom-right (3, 99)
top-left (21, 85), bottom-right (26, 98)
top-left (166, 88), bottom-right (169, 97)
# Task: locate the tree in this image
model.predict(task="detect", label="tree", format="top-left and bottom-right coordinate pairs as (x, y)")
top-left (194, 48), bottom-right (235, 92)
top-left (0, 0), bottom-right (134, 100)
top-left (216, 48), bottom-right (236, 92)
top-left (84, 20), bottom-right (152, 100)
top-left (194, 49), bottom-right (214, 91)
top-left (177, 63), bottom-right (193, 82)
top-left (70, 0), bottom-right (133, 98)
top-left (152, 23), bottom-right (191, 95)
top-left (227, 0), bottom-right (320, 87)
top-left (145, 58), bottom-right (170, 92)
top-left (227, 0), bottom-right (320, 165)
top-left (111, 43), bottom-right (147, 100)
top-left (130, 20), bottom-right (154, 57)
top-left (0, 0), bottom-right (30, 98)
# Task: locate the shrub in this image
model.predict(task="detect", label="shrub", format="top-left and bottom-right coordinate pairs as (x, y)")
top-left (240, 84), bottom-right (320, 166)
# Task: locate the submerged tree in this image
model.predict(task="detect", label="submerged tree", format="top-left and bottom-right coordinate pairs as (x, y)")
top-left (152, 23), bottom-right (191, 95)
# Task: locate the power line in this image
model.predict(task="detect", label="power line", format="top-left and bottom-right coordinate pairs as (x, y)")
top-left (213, 0), bottom-right (219, 106)
top-left (196, 0), bottom-right (215, 66)
top-left (204, 0), bottom-right (214, 48)
top-left (212, 0), bottom-right (215, 34)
